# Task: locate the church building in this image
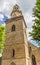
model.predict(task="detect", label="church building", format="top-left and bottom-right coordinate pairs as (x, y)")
top-left (1, 4), bottom-right (40, 65)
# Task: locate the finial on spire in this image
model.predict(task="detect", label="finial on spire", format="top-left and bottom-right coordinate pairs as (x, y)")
top-left (11, 4), bottom-right (22, 17)
top-left (13, 4), bottom-right (19, 11)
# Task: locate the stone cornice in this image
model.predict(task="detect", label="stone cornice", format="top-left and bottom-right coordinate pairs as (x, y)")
top-left (6, 15), bottom-right (27, 28)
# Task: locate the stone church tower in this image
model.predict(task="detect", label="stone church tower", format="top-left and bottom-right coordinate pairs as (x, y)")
top-left (1, 4), bottom-right (40, 65)
top-left (1, 4), bottom-right (30, 65)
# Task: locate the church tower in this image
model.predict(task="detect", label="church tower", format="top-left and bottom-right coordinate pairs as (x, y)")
top-left (2, 4), bottom-right (29, 65)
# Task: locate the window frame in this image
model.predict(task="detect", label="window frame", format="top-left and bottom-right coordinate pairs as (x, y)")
top-left (32, 55), bottom-right (36, 65)
top-left (11, 25), bottom-right (15, 32)
top-left (12, 49), bottom-right (15, 57)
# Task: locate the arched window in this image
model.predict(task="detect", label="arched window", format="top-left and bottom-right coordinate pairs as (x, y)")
top-left (32, 55), bottom-right (36, 65)
top-left (12, 25), bottom-right (15, 31)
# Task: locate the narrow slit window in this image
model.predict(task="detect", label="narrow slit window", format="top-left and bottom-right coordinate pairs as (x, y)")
top-left (12, 49), bottom-right (15, 57)
top-left (32, 55), bottom-right (36, 65)
top-left (12, 25), bottom-right (15, 31)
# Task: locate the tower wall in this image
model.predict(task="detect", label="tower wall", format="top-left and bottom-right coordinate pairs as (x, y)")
top-left (2, 4), bottom-right (29, 65)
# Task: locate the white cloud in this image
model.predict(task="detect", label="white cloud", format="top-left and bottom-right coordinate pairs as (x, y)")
top-left (23, 12), bottom-right (34, 40)
top-left (24, 12), bottom-right (33, 30)
top-left (0, 0), bottom-right (35, 15)
top-left (24, 13), bottom-right (33, 27)
top-left (0, 14), bottom-right (4, 21)
top-left (0, 53), bottom-right (2, 57)
top-left (0, 0), bottom-right (17, 15)
top-left (17, 0), bottom-right (36, 13)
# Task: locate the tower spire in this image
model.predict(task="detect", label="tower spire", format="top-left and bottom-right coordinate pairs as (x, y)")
top-left (13, 4), bottom-right (19, 11)
top-left (11, 4), bottom-right (22, 17)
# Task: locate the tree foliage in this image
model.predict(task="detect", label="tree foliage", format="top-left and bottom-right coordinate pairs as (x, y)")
top-left (0, 25), bottom-right (5, 53)
top-left (29, 0), bottom-right (40, 45)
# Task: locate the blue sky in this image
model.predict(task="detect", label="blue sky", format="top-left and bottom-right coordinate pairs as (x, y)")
top-left (0, 0), bottom-right (36, 40)
top-left (0, 12), bottom-right (8, 25)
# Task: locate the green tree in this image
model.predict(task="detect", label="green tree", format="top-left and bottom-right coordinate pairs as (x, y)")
top-left (0, 25), bottom-right (5, 53)
top-left (29, 0), bottom-right (40, 45)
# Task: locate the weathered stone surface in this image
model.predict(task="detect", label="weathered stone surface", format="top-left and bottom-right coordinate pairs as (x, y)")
top-left (1, 4), bottom-right (40, 65)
